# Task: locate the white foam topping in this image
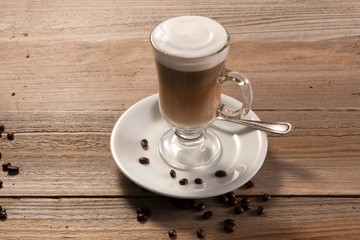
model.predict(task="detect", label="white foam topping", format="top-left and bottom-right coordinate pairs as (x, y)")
top-left (150, 16), bottom-right (229, 71)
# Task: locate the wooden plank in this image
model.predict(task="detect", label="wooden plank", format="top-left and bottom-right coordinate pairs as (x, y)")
top-left (0, 37), bottom-right (359, 111)
top-left (0, 197), bottom-right (359, 239)
top-left (0, 133), bottom-right (358, 196)
top-left (1, 110), bottom-right (359, 136)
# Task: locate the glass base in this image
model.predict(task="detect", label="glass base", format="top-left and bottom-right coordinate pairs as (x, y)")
top-left (158, 129), bottom-right (222, 170)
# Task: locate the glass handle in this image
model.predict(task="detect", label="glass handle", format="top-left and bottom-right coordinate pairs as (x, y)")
top-left (218, 68), bottom-right (253, 119)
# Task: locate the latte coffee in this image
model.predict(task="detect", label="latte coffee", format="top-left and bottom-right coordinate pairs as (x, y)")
top-left (150, 16), bottom-right (229, 129)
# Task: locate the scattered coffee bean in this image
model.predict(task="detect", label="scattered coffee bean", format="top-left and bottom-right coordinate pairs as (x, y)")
top-left (245, 180), bottom-right (255, 188)
top-left (139, 157), bottom-right (149, 165)
top-left (224, 218), bottom-right (236, 226)
top-left (226, 191), bottom-right (236, 201)
top-left (228, 199), bottom-right (238, 207)
top-left (170, 169), bottom-right (176, 178)
top-left (11, 92), bottom-right (16, 96)
top-left (257, 206), bottom-right (266, 215)
top-left (218, 194), bottom-right (229, 204)
top-left (179, 178), bottom-right (188, 185)
top-left (7, 165), bottom-right (20, 175)
top-left (0, 210), bottom-right (7, 221)
top-left (140, 139), bottom-right (148, 148)
top-left (2, 162), bottom-right (11, 171)
top-left (224, 223), bottom-right (235, 233)
top-left (137, 213), bottom-right (148, 223)
top-left (202, 210), bottom-right (213, 220)
top-left (194, 178), bottom-right (203, 184)
top-left (7, 132), bottom-right (14, 141)
top-left (196, 228), bottom-right (205, 239)
top-left (215, 170), bottom-right (227, 177)
top-left (195, 202), bottom-right (205, 211)
top-left (136, 207), bottom-right (151, 217)
top-left (168, 229), bottom-right (177, 239)
top-left (234, 206), bottom-right (244, 214)
top-left (0, 124), bottom-right (4, 133)
top-left (263, 193), bottom-right (271, 201)
top-left (240, 198), bottom-right (250, 206)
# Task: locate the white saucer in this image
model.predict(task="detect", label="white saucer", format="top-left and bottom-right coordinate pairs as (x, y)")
top-left (110, 94), bottom-right (268, 199)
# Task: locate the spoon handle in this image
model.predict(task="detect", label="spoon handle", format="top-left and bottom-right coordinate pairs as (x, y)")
top-left (217, 117), bottom-right (292, 134)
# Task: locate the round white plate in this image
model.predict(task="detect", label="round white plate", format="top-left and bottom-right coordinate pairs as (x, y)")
top-left (110, 94), bottom-right (268, 199)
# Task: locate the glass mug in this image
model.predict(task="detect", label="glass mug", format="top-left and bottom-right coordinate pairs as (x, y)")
top-left (150, 16), bottom-right (253, 170)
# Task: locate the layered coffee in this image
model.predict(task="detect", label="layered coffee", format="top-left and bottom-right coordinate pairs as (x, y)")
top-left (150, 16), bottom-right (229, 128)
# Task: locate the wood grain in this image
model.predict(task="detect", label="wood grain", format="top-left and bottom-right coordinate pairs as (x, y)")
top-left (0, 197), bottom-right (359, 239)
top-left (0, 0), bottom-right (359, 239)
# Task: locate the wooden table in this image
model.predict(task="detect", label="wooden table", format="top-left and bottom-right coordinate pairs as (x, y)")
top-left (1, 1), bottom-right (359, 239)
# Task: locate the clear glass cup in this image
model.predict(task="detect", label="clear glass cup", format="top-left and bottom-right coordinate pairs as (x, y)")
top-left (150, 16), bottom-right (253, 170)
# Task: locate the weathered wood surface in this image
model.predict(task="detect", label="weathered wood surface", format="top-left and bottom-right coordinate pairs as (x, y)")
top-left (1, 0), bottom-right (360, 239)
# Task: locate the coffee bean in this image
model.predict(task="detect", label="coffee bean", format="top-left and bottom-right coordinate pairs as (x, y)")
top-left (224, 223), bottom-right (235, 233)
top-left (168, 229), bottom-right (177, 239)
top-left (215, 170), bottom-right (227, 177)
top-left (136, 207), bottom-right (151, 217)
top-left (224, 218), bottom-right (236, 226)
top-left (0, 124), bottom-right (4, 133)
top-left (218, 194), bottom-right (229, 204)
top-left (234, 206), bottom-right (244, 214)
top-left (194, 178), bottom-right (203, 184)
top-left (139, 157), bottom-right (149, 164)
top-left (7, 132), bottom-right (14, 141)
top-left (140, 139), bottom-right (148, 148)
top-left (240, 198), bottom-right (250, 205)
top-left (137, 213), bottom-right (148, 223)
top-left (2, 162), bottom-right (11, 171)
top-left (257, 206), bottom-right (266, 215)
top-left (245, 180), bottom-right (254, 188)
top-left (196, 228), bottom-right (205, 239)
top-left (0, 210), bottom-right (7, 221)
top-left (263, 193), bottom-right (271, 201)
top-left (202, 210), bottom-right (213, 219)
top-left (195, 202), bottom-right (205, 211)
top-left (228, 199), bottom-right (238, 207)
top-left (7, 165), bottom-right (19, 175)
top-left (179, 178), bottom-right (188, 185)
top-left (170, 169), bottom-right (176, 178)
top-left (226, 191), bottom-right (236, 201)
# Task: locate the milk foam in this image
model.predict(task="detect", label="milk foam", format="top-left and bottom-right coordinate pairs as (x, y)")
top-left (150, 16), bottom-right (229, 71)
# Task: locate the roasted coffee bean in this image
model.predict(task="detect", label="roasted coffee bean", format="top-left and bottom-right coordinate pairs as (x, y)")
top-left (136, 207), bottom-right (151, 217)
top-left (7, 165), bottom-right (19, 175)
top-left (224, 223), bottom-right (235, 233)
top-left (139, 157), bottom-right (149, 164)
top-left (257, 206), bottom-right (266, 215)
top-left (0, 124), bottom-right (4, 133)
top-left (7, 132), bottom-right (14, 141)
top-left (168, 229), bottom-right (177, 239)
top-left (170, 169), bottom-right (176, 178)
top-left (224, 218), bottom-right (236, 226)
top-left (194, 178), bottom-right (203, 184)
top-left (2, 162), bottom-right (11, 171)
top-left (240, 198), bottom-right (250, 205)
top-left (137, 213), bottom-right (148, 223)
top-left (218, 194), bottom-right (229, 204)
top-left (245, 180), bottom-right (255, 188)
top-left (179, 178), bottom-right (188, 185)
top-left (140, 139), bottom-right (148, 148)
top-left (202, 210), bottom-right (213, 220)
top-left (263, 193), bottom-right (271, 201)
top-left (226, 191), bottom-right (236, 201)
top-left (228, 199), bottom-right (238, 207)
top-left (0, 210), bottom-right (7, 220)
top-left (195, 202), bottom-right (205, 211)
top-left (196, 228), bottom-right (205, 239)
top-left (215, 170), bottom-right (227, 177)
top-left (234, 206), bottom-right (244, 214)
